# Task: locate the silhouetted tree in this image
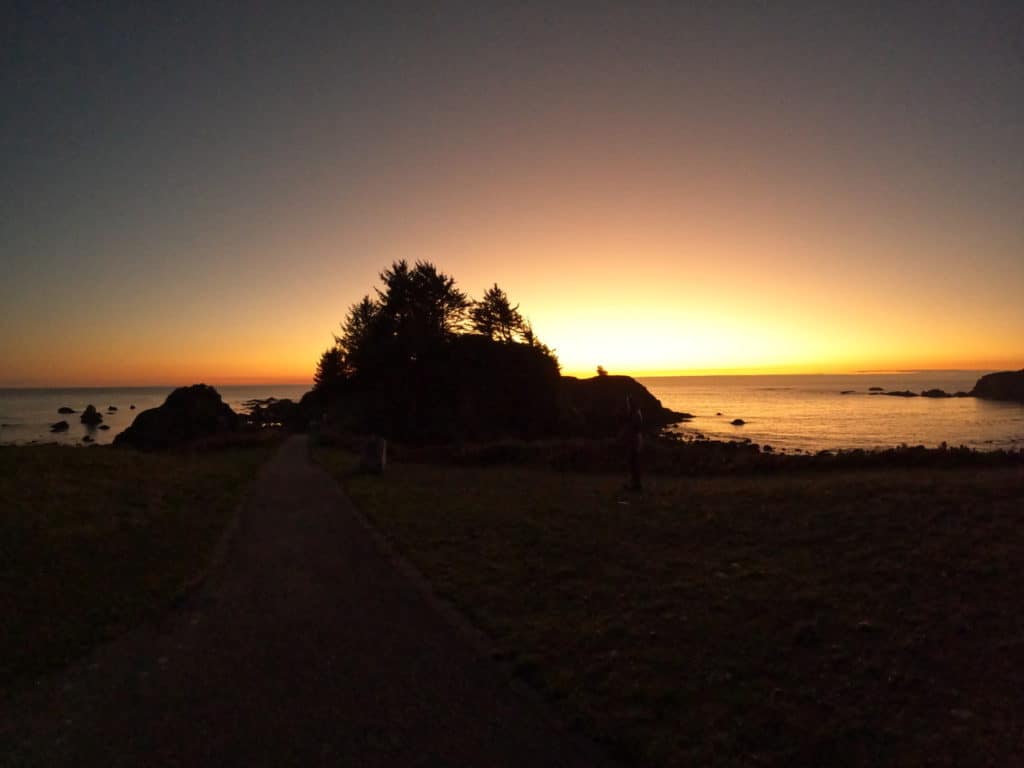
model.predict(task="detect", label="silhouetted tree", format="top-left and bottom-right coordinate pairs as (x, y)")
top-left (375, 260), bottom-right (470, 352)
top-left (313, 347), bottom-right (346, 393)
top-left (520, 319), bottom-right (559, 368)
top-left (471, 284), bottom-right (525, 342)
top-left (334, 295), bottom-right (377, 375)
top-left (317, 260), bottom-right (562, 440)
top-left (597, 365), bottom-right (608, 376)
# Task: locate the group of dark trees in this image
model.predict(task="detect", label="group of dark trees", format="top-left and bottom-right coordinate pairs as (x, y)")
top-left (311, 261), bottom-right (562, 441)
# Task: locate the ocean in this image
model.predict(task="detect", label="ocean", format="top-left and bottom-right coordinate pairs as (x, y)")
top-left (639, 372), bottom-right (1024, 453)
top-left (1, 373), bottom-right (1021, 452)
top-left (0, 385), bottom-right (310, 447)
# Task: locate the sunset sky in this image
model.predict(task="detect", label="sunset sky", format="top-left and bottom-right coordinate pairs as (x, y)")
top-left (3, 1), bottom-right (1021, 385)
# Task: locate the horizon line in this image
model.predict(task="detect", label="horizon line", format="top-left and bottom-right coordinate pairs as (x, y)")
top-left (2, 366), bottom-right (1015, 389)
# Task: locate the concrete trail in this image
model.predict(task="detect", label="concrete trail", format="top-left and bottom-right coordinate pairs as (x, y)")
top-left (4, 436), bottom-right (611, 767)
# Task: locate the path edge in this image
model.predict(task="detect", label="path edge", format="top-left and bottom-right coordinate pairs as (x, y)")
top-left (314, 439), bottom-right (619, 768)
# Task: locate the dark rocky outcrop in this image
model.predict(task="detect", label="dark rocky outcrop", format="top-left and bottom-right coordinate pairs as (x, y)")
top-left (921, 389), bottom-right (953, 398)
top-left (107, 405), bottom-right (118, 412)
top-left (82, 434), bottom-right (94, 443)
top-left (80, 405), bottom-right (103, 425)
top-left (731, 418), bottom-right (746, 426)
top-left (884, 391), bottom-right (918, 398)
top-left (971, 369), bottom-right (1024, 402)
top-left (114, 384), bottom-right (239, 450)
top-left (243, 397), bottom-right (302, 430)
top-left (98, 424), bottom-right (111, 431)
top-left (559, 375), bottom-right (690, 437)
top-left (57, 406), bottom-right (76, 414)
top-left (50, 420), bottom-right (69, 432)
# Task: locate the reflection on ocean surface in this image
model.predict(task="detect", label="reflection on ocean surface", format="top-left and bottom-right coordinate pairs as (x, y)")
top-left (642, 372), bottom-right (1023, 452)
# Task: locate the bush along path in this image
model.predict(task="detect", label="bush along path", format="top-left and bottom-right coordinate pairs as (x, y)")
top-left (3, 436), bottom-right (611, 767)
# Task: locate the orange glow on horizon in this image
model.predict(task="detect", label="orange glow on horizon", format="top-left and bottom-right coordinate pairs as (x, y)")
top-left (4, 4), bottom-right (1022, 389)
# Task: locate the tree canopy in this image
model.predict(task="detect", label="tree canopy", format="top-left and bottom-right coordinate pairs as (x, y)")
top-left (312, 261), bottom-right (560, 441)
top-left (470, 284), bottom-right (525, 343)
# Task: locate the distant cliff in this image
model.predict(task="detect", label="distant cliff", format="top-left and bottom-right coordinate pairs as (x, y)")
top-left (970, 369), bottom-right (1024, 403)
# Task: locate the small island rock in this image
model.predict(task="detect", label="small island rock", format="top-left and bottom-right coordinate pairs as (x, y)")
top-left (107, 405), bottom-right (118, 412)
top-left (57, 406), bottom-right (76, 414)
top-left (921, 389), bottom-right (952, 398)
top-left (114, 384), bottom-right (239, 450)
top-left (50, 420), bottom-right (70, 432)
top-left (98, 424), bottom-right (111, 430)
top-left (80, 405), bottom-right (103, 425)
top-left (731, 418), bottom-right (746, 426)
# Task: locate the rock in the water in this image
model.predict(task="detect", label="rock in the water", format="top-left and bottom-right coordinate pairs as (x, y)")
top-left (57, 406), bottom-right (76, 414)
top-left (107, 405), bottom-right (118, 412)
top-left (884, 390), bottom-right (918, 398)
top-left (82, 434), bottom-right (94, 443)
top-left (731, 418), bottom-right (746, 426)
top-left (921, 389), bottom-right (952, 398)
top-left (869, 387), bottom-right (884, 392)
top-left (840, 390), bottom-right (856, 395)
top-left (98, 424), bottom-right (111, 431)
top-left (80, 405), bottom-right (103, 425)
top-left (971, 369), bottom-right (1024, 402)
top-left (114, 384), bottom-right (239, 450)
top-left (130, 404), bottom-right (136, 409)
top-left (50, 420), bottom-right (70, 432)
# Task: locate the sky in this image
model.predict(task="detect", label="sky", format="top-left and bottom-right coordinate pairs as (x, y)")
top-left (2, 0), bottom-right (1022, 385)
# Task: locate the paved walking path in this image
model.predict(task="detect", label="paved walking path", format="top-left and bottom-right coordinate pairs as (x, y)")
top-left (5, 436), bottom-right (611, 767)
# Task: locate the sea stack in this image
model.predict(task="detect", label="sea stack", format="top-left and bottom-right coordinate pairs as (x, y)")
top-left (80, 405), bottom-right (103, 425)
top-left (114, 384), bottom-right (239, 450)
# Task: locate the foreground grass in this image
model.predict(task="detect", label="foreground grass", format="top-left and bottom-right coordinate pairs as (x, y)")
top-left (319, 451), bottom-right (1024, 767)
top-left (1, 441), bottom-right (275, 692)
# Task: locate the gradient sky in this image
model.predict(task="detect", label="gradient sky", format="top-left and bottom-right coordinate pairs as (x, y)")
top-left (3, 1), bottom-right (1022, 385)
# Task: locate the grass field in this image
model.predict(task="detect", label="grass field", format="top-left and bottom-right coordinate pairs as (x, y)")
top-left (1, 441), bottom-right (275, 692)
top-left (318, 450), bottom-right (1024, 767)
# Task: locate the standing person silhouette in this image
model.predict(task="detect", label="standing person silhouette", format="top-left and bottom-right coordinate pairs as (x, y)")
top-left (625, 394), bottom-right (644, 491)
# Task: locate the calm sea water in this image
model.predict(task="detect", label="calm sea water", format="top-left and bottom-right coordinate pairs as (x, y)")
top-left (0, 385), bottom-right (309, 447)
top-left (639, 372), bottom-right (1024, 452)
top-left (2, 374), bottom-right (1022, 451)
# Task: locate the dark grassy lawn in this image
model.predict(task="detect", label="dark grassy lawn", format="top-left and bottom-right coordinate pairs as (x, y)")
top-left (1, 441), bottom-right (275, 693)
top-left (318, 451), bottom-right (1024, 767)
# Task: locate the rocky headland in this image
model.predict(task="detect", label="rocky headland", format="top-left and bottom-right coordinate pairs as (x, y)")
top-left (971, 369), bottom-right (1024, 402)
